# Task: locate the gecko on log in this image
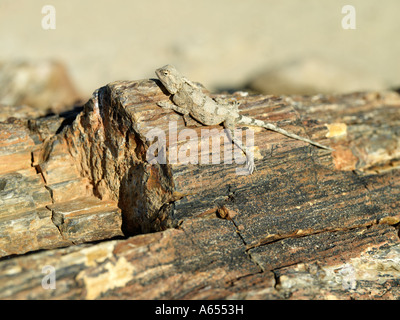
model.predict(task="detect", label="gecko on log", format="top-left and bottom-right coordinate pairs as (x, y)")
top-left (155, 64), bottom-right (333, 174)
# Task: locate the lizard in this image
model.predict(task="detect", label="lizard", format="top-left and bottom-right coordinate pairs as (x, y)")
top-left (155, 64), bottom-right (333, 174)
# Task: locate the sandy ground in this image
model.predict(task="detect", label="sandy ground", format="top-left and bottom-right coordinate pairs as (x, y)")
top-left (0, 0), bottom-right (399, 99)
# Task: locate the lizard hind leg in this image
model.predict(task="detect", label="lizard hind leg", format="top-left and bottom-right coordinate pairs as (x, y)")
top-left (223, 119), bottom-right (255, 175)
top-left (214, 97), bottom-right (241, 112)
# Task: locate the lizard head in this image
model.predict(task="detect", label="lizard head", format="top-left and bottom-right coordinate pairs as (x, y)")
top-left (155, 64), bottom-right (183, 94)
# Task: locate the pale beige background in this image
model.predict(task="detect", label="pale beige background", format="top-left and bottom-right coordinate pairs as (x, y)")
top-left (0, 0), bottom-right (399, 98)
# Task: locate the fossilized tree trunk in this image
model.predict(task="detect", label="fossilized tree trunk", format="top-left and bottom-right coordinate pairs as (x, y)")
top-left (0, 80), bottom-right (399, 299)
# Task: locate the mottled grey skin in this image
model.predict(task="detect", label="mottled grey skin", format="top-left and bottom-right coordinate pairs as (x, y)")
top-left (156, 64), bottom-right (332, 174)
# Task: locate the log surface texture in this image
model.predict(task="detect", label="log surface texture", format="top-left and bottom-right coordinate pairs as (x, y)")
top-left (1, 80), bottom-right (400, 299)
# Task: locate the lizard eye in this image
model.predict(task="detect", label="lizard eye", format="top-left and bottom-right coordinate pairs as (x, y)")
top-left (163, 71), bottom-right (169, 76)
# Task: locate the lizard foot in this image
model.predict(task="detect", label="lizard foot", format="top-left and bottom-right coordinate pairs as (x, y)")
top-left (157, 101), bottom-right (173, 109)
top-left (235, 158), bottom-right (255, 176)
top-left (246, 159), bottom-right (255, 175)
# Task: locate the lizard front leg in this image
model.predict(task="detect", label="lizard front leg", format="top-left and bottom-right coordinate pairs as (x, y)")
top-left (223, 117), bottom-right (255, 175)
top-left (157, 101), bottom-right (201, 127)
top-left (157, 101), bottom-right (189, 115)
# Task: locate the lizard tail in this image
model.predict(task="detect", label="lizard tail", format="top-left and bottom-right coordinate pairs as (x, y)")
top-left (237, 115), bottom-right (333, 151)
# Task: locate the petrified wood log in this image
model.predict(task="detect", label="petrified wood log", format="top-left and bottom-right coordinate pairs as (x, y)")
top-left (0, 115), bottom-right (123, 257)
top-left (0, 79), bottom-right (399, 299)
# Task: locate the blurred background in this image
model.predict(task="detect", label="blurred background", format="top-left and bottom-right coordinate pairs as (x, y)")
top-left (0, 0), bottom-right (399, 115)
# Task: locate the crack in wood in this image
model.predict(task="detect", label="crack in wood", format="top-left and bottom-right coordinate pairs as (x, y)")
top-left (245, 222), bottom-right (384, 251)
